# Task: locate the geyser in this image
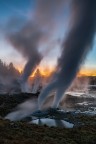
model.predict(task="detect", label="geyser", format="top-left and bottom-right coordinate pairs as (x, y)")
top-left (7, 23), bottom-right (43, 92)
top-left (38, 0), bottom-right (96, 109)
top-left (6, 0), bottom-right (67, 92)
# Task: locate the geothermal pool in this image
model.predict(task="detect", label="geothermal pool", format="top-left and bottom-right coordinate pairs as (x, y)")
top-left (30, 118), bottom-right (74, 128)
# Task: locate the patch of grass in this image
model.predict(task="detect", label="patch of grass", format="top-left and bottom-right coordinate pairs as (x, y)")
top-left (0, 119), bottom-right (96, 144)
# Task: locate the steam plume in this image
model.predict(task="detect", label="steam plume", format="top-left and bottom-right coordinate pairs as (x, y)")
top-left (7, 0), bottom-right (66, 91)
top-left (8, 23), bottom-right (42, 90)
top-left (38, 0), bottom-right (96, 109)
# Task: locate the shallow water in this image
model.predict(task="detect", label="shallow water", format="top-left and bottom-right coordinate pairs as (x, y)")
top-left (30, 118), bottom-right (74, 128)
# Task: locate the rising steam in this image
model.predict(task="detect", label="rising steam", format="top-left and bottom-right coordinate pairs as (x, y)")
top-left (5, 0), bottom-right (96, 121)
top-left (38, 0), bottom-right (96, 109)
top-left (5, 0), bottom-right (96, 110)
top-left (6, 0), bottom-right (67, 92)
top-left (8, 23), bottom-right (43, 90)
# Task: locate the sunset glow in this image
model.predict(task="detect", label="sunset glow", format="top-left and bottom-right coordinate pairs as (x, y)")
top-left (16, 64), bottom-right (96, 78)
top-left (78, 69), bottom-right (96, 77)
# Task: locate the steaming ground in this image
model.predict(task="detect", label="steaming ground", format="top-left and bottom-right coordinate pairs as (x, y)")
top-left (5, 99), bottom-right (38, 121)
top-left (5, 90), bottom-right (96, 121)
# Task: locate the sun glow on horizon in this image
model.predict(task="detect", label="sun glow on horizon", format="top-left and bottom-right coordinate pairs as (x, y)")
top-left (78, 67), bottom-right (96, 77)
top-left (16, 64), bottom-right (96, 78)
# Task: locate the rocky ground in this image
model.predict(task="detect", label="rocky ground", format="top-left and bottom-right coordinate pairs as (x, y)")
top-left (0, 93), bottom-right (96, 144)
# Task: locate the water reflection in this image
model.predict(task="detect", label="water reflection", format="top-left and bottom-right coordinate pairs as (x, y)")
top-left (31, 118), bottom-right (74, 128)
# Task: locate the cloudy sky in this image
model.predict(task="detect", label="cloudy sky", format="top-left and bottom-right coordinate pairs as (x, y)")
top-left (0, 0), bottom-right (96, 76)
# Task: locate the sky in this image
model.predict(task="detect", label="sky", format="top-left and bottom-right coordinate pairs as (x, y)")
top-left (0, 0), bottom-right (96, 76)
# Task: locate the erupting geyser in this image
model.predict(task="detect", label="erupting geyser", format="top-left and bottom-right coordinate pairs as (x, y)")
top-left (6, 0), bottom-right (96, 109)
top-left (6, 0), bottom-right (67, 92)
top-left (38, 0), bottom-right (96, 109)
top-left (7, 23), bottom-right (43, 92)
